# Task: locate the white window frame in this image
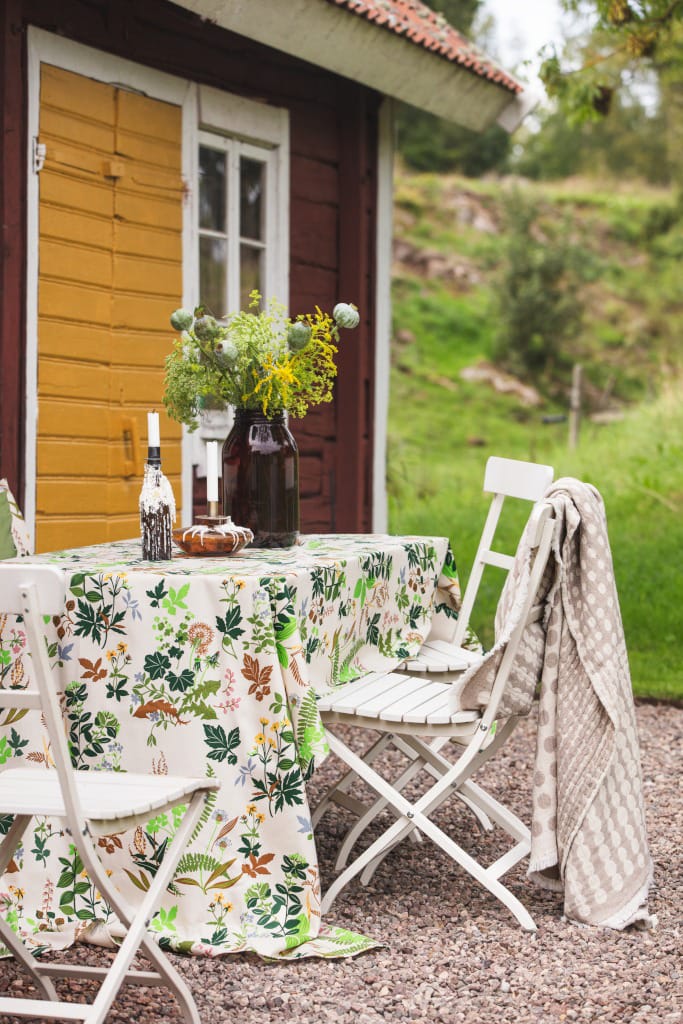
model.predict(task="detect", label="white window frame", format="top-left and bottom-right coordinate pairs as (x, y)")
top-left (197, 132), bottom-right (280, 318)
top-left (198, 82), bottom-right (289, 313)
top-left (25, 29), bottom-right (289, 535)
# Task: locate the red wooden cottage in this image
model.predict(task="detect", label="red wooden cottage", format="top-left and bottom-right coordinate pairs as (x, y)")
top-left (0, 0), bottom-right (528, 552)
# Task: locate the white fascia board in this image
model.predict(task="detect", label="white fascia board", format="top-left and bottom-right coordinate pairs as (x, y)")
top-left (177, 0), bottom-right (520, 132)
top-left (496, 85), bottom-right (541, 133)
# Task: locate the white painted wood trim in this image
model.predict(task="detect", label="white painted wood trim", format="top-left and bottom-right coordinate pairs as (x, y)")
top-left (372, 97), bottom-right (394, 534)
top-left (199, 84), bottom-right (288, 148)
top-left (27, 28), bottom-right (192, 104)
top-left (181, 84), bottom-right (200, 525)
top-left (24, 37), bottom-right (41, 548)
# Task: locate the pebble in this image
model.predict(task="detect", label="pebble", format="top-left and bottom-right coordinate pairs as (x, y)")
top-left (0, 705), bottom-right (679, 1024)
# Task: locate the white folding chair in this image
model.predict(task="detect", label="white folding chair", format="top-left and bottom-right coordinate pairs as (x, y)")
top-left (316, 501), bottom-right (556, 931)
top-left (0, 565), bottom-right (219, 1023)
top-left (312, 456), bottom-right (554, 834)
top-left (402, 455), bottom-right (553, 674)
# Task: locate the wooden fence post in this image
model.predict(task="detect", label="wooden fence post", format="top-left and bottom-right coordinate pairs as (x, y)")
top-left (569, 363), bottom-right (582, 450)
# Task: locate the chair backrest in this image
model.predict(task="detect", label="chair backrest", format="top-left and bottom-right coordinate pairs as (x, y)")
top-left (478, 500), bottom-right (556, 729)
top-left (0, 565), bottom-right (88, 827)
top-left (453, 456), bottom-right (553, 647)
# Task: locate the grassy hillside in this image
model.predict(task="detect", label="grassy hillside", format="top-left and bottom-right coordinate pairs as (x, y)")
top-left (387, 171), bottom-right (683, 701)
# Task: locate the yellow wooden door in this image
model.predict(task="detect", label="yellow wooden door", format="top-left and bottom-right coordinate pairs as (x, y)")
top-left (36, 64), bottom-right (183, 552)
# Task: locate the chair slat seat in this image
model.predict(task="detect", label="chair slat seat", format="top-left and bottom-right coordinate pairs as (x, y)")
top-left (317, 672), bottom-right (480, 727)
top-left (402, 641), bottom-right (481, 673)
top-left (0, 768), bottom-right (215, 821)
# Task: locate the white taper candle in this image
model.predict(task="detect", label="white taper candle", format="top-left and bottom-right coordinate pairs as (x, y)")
top-left (206, 441), bottom-right (219, 503)
top-left (147, 411), bottom-right (160, 448)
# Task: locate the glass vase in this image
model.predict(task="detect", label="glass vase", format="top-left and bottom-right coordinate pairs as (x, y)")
top-left (222, 410), bottom-right (299, 548)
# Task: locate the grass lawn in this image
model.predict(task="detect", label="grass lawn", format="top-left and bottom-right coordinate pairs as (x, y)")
top-left (388, 363), bottom-right (683, 702)
top-left (387, 171), bottom-right (683, 701)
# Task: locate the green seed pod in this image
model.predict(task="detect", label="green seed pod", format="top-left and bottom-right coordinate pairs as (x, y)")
top-left (333, 303), bottom-right (360, 329)
top-left (216, 340), bottom-right (239, 367)
top-left (170, 308), bottom-right (194, 331)
top-left (194, 315), bottom-right (220, 342)
top-left (287, 321), bottom-right (312, 352)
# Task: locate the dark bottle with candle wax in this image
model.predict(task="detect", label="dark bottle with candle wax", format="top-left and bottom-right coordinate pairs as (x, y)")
top-left (139, 437), bottom-right (175, 561)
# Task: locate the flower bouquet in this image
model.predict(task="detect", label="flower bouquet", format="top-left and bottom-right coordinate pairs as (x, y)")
top-left (163, 292), bottom-right (359, 547)
top-left (163, 291), bottom-right (359, 430)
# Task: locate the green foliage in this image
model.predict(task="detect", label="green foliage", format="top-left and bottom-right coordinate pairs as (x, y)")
top-left (492, 189), bottom-right (583, 381)
top-left (397, 106), bottom-right (510, 176)
top-left (387, 169), bottom-right (683, 699)
top-left (539, 1), bottom-right (683, 129)
top-left (425, 0), bottom-right (481, 29)
top-left (512, 92), bottom-right (671, 185)
top-left (163, 293), bottom-right (358, 428)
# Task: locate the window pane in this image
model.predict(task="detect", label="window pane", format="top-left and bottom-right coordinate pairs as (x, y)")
top-left (240, 244), bottom-right (263, 310)
top-left (240, 158), bottom-right (264, 241)
top-left (199, 147), bottom-right (226, 232)
top-left (200, 236), bottom-right (227, 316)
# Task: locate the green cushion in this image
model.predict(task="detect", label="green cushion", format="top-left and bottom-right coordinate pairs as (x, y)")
top-left (0, 478), bottom-right (31, 557)
top-left (0, 490), bottom-right (17, 559)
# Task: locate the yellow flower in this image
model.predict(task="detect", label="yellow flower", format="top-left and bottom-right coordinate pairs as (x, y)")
top-left (117, 642), bottom-right (127, 654)
top-left (256, 813), bottom-right (265, 824)
top-left (267, 737), bottom-right (276, 748)
top-left (106, 650), bottom-right (115, 661)
top-left (271, 721), bottom-right (280, 732)
top-left (246, 804), bottom-right (257, 814)
top-left (254, 733), bottom-right (265, 745)
top-left (259, 716), bottom-right (269, 726)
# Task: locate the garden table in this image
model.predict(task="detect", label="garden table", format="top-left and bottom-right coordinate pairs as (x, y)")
top-left (0, 533), bottom-right (462, 959)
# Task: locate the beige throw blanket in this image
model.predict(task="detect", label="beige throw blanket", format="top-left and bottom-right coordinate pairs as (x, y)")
top-left (455, 478), bottom-right (653, 928)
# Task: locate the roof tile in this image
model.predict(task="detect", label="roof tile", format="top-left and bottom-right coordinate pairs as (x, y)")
top-left (327, 0), bottom-right (521, 93)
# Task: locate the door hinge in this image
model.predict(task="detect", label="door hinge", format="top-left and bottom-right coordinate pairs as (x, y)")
top-left (32, 137), bottom-right (47, 174)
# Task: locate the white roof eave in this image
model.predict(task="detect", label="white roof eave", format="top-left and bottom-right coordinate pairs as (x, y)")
top-left (176, 0), bottom-right (529, 133)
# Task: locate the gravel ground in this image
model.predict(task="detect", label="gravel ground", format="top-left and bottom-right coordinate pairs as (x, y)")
top-left (1, 702), bottom-right (681, 1024)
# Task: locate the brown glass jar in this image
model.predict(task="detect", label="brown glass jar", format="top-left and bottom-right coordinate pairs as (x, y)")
top-left (221, 410), bottom-right (299, 548)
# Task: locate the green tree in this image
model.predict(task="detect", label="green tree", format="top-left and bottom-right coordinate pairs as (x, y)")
top-left (492, 189), bottom-right (583, 382)
top-left (540, 0), bottom-right (683, 122)
top-left (512, 88), bottom-right (670, 184)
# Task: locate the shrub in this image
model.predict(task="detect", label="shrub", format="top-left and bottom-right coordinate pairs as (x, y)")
top-left (492, 189), bottom-right (583, 381)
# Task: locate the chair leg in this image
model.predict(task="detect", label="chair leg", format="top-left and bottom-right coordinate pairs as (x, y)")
top-left (334, 734), bottom-right (494, 875)
top-left (77, 791), bottom-right (210, 1024)
top-left (321, 730), bottom-right (536, 931)
top-left (0, 815), bottom-right (61, 1002)
top-left (312, 732), bottom-right (395, 827)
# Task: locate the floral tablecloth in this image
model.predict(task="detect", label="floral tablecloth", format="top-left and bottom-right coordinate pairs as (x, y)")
top-left (0, 533), bottom-right (462, 959)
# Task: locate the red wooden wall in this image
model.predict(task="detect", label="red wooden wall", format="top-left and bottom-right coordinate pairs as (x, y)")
top-left (0, 0), bottom-right (379, 535)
